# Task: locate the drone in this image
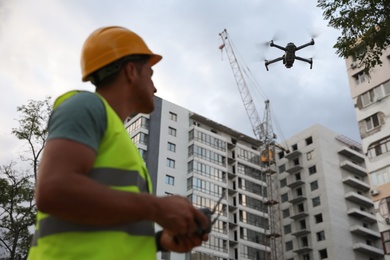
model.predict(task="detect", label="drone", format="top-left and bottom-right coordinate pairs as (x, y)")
top-left (264, 38), bottom-right (315, 71)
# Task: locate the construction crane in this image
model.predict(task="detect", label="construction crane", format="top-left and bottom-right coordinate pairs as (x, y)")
top-left (219, 29), bottom-right (285, 260)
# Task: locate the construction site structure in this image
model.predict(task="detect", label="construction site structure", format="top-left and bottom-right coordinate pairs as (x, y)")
top-left (219, 29), bottom-right (285, 260)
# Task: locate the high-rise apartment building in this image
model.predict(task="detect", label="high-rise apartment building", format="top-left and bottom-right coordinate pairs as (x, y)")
top-left (345, 47), bottom-right (390, 256)
top-left (277, 124), bottom-right (383, 260)
top-left (125, 96), bottom-right (383, 260)
top-left (125, 96), bottom-right (270, 260)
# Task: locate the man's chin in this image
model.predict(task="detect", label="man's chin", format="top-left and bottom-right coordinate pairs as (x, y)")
top-left (140, 105), bottom-right (154, 114)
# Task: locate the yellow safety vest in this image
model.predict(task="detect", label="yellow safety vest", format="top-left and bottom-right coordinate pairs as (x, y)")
top-left (28, 91), bottom-right (156, 260)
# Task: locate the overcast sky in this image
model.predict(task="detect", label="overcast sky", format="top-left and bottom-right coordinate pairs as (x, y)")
top-left (0, 0), bottom-right (361, 165)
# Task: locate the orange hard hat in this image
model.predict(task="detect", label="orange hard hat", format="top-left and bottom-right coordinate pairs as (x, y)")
top-left (81, 26), bottom-right (162, 82)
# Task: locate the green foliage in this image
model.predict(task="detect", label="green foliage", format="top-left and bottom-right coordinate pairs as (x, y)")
top-left (11, 97), bottom-right (51, 181)
top-left (0, 163), bottom-right (36, 260)
top-left (0, 97), bottom-right (52, 259)
top-left (317, 0), bottom-right (390, 75)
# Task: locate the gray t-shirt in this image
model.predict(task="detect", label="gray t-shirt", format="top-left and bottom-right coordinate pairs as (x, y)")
top-left (47, 92), bottom-right (107, 152)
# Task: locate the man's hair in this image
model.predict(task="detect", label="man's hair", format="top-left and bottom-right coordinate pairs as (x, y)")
top-left (91, 55), bottom-right (150, 89)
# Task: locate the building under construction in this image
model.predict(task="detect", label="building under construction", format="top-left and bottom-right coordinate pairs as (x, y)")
top-left (125, 95), bottom-right (383, 260)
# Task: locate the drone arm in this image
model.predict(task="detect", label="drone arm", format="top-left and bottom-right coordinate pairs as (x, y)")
top-left (270, 41), bottom-right (286, 51)
top-left (265, 57), bottom-right (284, 71)
top-left (296, 39), bottom-right (315, 51)
top-left (295, 56), bottom-right (313, 69)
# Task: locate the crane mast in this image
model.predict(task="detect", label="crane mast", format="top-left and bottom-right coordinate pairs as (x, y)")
top-left (219, 29), bottom-right (284, 260)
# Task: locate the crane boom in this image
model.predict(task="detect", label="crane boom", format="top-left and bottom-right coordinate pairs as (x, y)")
top-left (219, 29), bottom-right (263, 141)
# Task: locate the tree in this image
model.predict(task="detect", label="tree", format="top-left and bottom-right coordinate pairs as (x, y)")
top-left (0, 163), bottom-right (35, 260)
top-left (11, 97), bottom-right (51, 181)
top-left (317, 0), bottom-right (390, 74)
top-left (0, 97), bottom-right (51, 259)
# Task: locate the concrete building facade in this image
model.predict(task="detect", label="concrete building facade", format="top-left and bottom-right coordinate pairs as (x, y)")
top-left (125, 96), bottom-right (270, 260)
top-left (345, 47), bottom-right (390, 257)
top-left (277, 124), bottom-right (383, 260)
top-left (125, 97), bottom-right (384, 259)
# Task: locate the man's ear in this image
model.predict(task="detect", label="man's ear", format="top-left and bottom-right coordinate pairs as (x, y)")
top-left (123, 62), bottom-right (139, 82)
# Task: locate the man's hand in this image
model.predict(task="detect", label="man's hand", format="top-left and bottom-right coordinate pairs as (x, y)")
top-left (159, 230), bottom-right (208, 253)
top-left (154, 196), bottom-right (209, 236)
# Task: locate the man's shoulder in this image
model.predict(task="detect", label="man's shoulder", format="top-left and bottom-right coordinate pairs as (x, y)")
top-left (62, 91), bottom-right (102, 105)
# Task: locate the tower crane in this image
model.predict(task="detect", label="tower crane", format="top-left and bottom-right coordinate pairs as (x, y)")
top-left (219, 29), bottom-right (285, 260)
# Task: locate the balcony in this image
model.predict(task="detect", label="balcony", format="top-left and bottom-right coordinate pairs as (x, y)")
top-left (293, 246), bottom-right (312, 254)
top-left (350, 225), bottom-right (381, 239)
top-left (227, 156), bottom-right (235, 164)
top-left (286, 165), bottom-right (304, 174)
top-left (353, 243), bottom-right (384, 257)
top-left (347, 208), bottom-right (377, 224)
top-left (287, 179), bottom-right (305, 189)
top-left (227, 171), bottom-right (236, 179)
top-left (340, 161), bottom-right (367, 177)
top-left (290, 211), bottom-right (309, 220)
top-left (338, 147), bottom-right (365, 163)
top-left (345, 192), bottom-right (374, 208)
top-left (285, 150), bottom-right (302, 160)
top-left (289, 195), bottom-right (307, 204)
top-left (342, 177), bottom-right (370, 191)
top-left (291, 228), bottom-right (311, 237)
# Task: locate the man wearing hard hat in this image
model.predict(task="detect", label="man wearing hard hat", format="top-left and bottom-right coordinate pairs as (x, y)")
top-left (28, 26), bottom-right (209, 259)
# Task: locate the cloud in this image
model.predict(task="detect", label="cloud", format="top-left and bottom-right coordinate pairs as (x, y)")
top-left (0, 0), bottom-right (362, 166)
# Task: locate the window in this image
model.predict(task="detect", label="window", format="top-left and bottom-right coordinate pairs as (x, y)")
top-left (364, 113), bottom-right (380, 131)
top-left (279, 164), bottom-right (286, 173)
top-left (381, 230), bottom-right (390, 254)
top-left (301, 236), bottom-right (308, 247)
top-left (317, 231), bottom-right (326, 241)
top-left (305, 136), bottom-right (313, 145)
top-left (379, 197), bottom-right (390, 220)
top-left (306, 150), bottom-right (314, 160)
top-left (169, 112), bottom-right (177, 121)
top-left (315, 213), bottom-right (323, 223)
top-left (280, 178), bottom-right (287, 188)
top-left (297, 203), bottom-right (304, 213)
top-left (370, 166), bottom-right (390, 186)
top-left (299, 219), bottom-right (306, 230)
top-left (132, 132), bottom-right (148, 145)
top-left (278, 151), bottom-right (285, 159)
top-left (168, 127), bottom-right (177, 136)
top-left (281, 193), bottom-right (289, 203)
top-left (284, 224), bottom-right (291, 234)
top-left (167, 158), bottom-right (175, 168)
top-left (138, 148), bottom-right (147, 161)
top-left (165, 175), bottom-right (174, 185)
top-left (312, 196), bottom-right (321, 207)
top-left (353, 71), bottom-right (367, 84)
top-left (319, 249), bottom-right (328, 259)
top-left (308, 165), bottom-right (317, 175)
top-left (285, 241), bottom-right (293, 251)
top-left (167, 142), bottom-right (176, 152)
top-left (292, 144), bottom-right (298, 151)
top-left (310, 180), bottom-right (319, 191)
top-left (367, 136), bottom-right (390, 159)
top-left (283, 208), bottom-right (290, 218)
top-left (360, 80), bottom-right (390, 107)
top-left (296, 187), bottom-right (303, 196)
top-left (293, 158), bottom-right (300, 166)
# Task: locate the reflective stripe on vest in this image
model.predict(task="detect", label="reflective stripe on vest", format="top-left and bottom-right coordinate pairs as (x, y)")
top-left (30, 167), bottom-right (151, 246)
top-left (90, 168), bottom-right (148, 192)
top-left (31, 217), bottom-right (154, 246)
